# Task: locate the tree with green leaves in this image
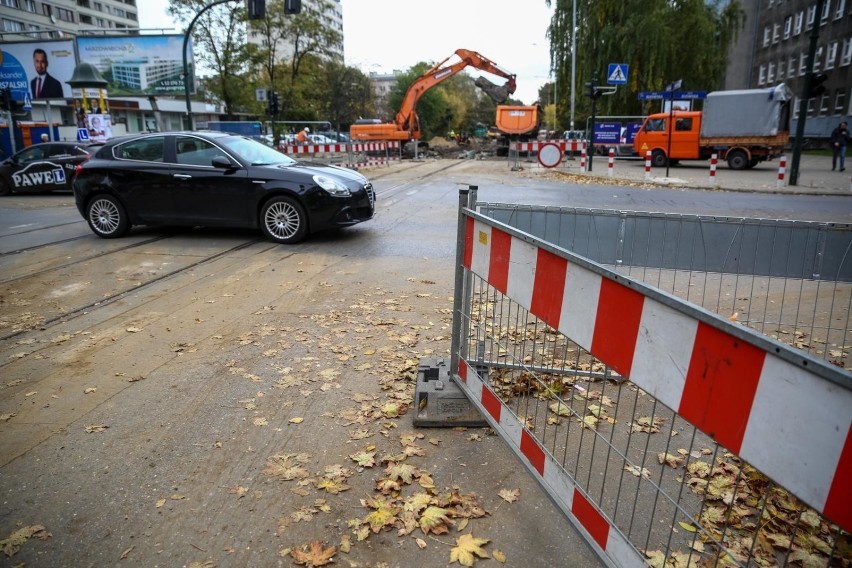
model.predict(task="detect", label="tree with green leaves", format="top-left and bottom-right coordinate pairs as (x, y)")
top-left (547, 0), bottom-right (743, 127)
top-left (168, 0), bottom-right (252, 118)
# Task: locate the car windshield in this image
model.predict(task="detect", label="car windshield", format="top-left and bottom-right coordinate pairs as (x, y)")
top-left (219, 135), bottom-right (297, 166)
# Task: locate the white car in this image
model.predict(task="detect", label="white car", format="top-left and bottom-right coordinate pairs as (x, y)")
top-left (308, 134), bottom-right (334, 144)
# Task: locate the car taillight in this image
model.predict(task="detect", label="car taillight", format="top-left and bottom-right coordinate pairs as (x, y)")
top-left (75, 164), bottom-right (84, 177)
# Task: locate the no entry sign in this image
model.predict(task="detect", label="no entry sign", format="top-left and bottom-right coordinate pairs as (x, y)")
top-left (537, 142), bottom-right (562, 168)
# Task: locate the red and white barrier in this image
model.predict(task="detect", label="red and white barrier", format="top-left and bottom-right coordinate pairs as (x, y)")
top-left (579, 143), bottom-right (587, 173)
top-left (607, 147), bottom-right (614, 177)
top-left (279, 141), bottom-right (401, 169)
top-left (644, 151), bottom-right (651, 181)
top-left (512, 140), bottom-right (586, 154)
top-left (709, 153), bottom-right (718, 185)
top-left (462, 217), bottom-right (851, 533)
top-left (777, 155), bottom-right (787, 188)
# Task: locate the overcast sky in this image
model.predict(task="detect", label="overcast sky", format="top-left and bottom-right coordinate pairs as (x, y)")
top-left (139, 0), bottom-right (554, 105)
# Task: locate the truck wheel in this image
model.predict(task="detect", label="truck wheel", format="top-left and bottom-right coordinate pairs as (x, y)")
top-left (727, 150), bottom-right (749, 170)
top-left (651, 150), bottom-right (667, 168)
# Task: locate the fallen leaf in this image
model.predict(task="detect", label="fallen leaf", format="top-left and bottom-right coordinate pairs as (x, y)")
top-left (289, 417), bottom-right (304, 424)
top-left (415, 537), bottom-right (427, 549)
top-left (419, 506), bottom-right (454, 535)
top-left (450, 533), bottom-right (490, 566)
top-left (493, 549), bottom-right (507, 563)
top-left (0, 524), bottom-right (50, 557)
top-left (498, 488), bottom-right (519, 503)
top-left (85, 423), bottom-right (108, 433)
top-left (290, 540), bottom-right (336, 567)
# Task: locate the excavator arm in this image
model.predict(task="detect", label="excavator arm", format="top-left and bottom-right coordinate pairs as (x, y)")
top-left (395, 49), bottom-right (517, 134)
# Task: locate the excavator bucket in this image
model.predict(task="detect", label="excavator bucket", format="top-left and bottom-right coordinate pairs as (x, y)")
top-left (475, 77), bottom-right (510, 104)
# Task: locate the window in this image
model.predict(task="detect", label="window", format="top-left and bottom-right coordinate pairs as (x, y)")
top-left (23, 0), bottom-right (35, 11)
top-left (773, 23), bottom-right (780, 43)
top-left (794, 11), bottom-right (804, 35)
top-left (116, 137), bottom-right (165, 162)
top-left (789, 55), bottom-right (797, 75)
top-left (827, 41), bottom-right (838, 68)
top-left (1, 0), bottom-right (20, 8)
top-left (793, 97), bottom-right (800, 119)
top-left (821, 0), bottom-right (831, 23)
top-left (784, 15), bottom-right (792, 38)
top-left (800, 52), bottom-right (808, 75)
top-left (175, 136), bottom-right (222, 167)
top-left (806, 97), bottom-right (815, 116)
top-left (806, 4), bottom-right (816, 29)
top-left (778, 59), bottom-right (786, 79)
top-left (675, 118), bottom-right (693, 131)
top-left (836, 89), bottom-right (847, 114)
top-left (835, 0), bottom-right (846, 19)
top-left (814, 45), bottom-right (824, 71)
top-left (768, 61), bottom-right (776, 82)
top-left (759, 64), bottom-right (767, 85)
top-left (56, 7), bottom-right (74, 22)
top-left (819, 93), bottom-right (830, 115)
top-left (644, 118), bottom-right (666, 132)
top-left (763, 26), bottom-right (771, 47)
top-left (843, 38), bottom-right (852, 66)
top-left (2, 18), bottom-right (25, 32)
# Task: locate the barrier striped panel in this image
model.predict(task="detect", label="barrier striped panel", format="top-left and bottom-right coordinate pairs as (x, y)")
top-left (457, 359), bottom-right (641, 566)
top-left (512, 140), bottom-right (586, 154)
top-left (461, 215), bottom-right (852, 532)
top-left (280, 143), bottom-right (348, 154)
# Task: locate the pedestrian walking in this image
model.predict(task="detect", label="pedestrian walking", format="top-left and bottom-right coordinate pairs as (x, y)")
top-left (830, 121), bottom-right (848, 172)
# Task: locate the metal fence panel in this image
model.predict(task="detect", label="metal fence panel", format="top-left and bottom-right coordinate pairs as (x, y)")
top-left (449, 191), bottom-right (851, 568)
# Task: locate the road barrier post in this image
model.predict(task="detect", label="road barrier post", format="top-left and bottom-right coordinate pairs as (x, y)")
top-left (607, 147), bottom-right (614, 177)
top-left (644, 150), bottom-right (651, 181)
top-left (777, 155), bottom-right (787, 189)
top-left (579, 142), bottom-right (587, 173)
top-left (709, 153), bottom-right (718, 186)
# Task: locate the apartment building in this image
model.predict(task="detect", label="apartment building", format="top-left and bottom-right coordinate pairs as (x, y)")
top-left (0, 0), bottom-right (139, 37)
top-left (246, 0), bottom-right (343, 62)
top-left (726, 0), bottom-right (851, 139)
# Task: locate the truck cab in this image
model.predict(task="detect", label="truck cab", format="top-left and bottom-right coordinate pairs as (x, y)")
top-left (634, 111), bottom-right (702, 167)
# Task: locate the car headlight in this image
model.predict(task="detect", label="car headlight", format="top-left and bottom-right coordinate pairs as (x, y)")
top-left (314, 174), bottom-right (351, 197)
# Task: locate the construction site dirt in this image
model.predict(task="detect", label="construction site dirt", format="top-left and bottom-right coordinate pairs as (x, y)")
top-left (0, 157), bottom-right (847, 567)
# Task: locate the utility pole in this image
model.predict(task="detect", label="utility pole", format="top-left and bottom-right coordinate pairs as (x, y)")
top-left (789, 0), bottom-right (827, 186)
top-left (585, 73), bottom-right (602, 171)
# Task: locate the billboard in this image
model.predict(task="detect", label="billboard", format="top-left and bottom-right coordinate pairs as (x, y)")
top-left (0, 40), bottom-right (77, 102)
top-left (75, 35), bottom-right (193, 96)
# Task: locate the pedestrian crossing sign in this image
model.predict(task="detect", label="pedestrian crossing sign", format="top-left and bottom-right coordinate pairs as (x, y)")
top-left (607, 64), bottom-right (628, 85)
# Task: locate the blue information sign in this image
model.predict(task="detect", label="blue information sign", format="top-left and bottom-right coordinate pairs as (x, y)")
top-left (593, 122), bottom-right (622, 144)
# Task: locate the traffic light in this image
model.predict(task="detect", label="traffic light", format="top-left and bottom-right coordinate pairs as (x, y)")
top-left (807, 73), bottom-right (828, 99)
top-left (247, 0), bottom-right (265, 19)
top-left (284, 0), bottom-right (301, 14)
top-left (267, 91), bottom-right (279, 115)
top-left (585, 82), bottom-right (602, 100)
top-left (0, 88), bottom-right (23, 113)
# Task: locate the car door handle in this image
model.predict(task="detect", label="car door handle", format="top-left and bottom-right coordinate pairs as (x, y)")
top-left (173, 174), bottom-right (192, 179)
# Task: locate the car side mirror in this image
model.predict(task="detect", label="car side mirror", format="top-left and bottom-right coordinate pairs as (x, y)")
top-left (211, 156), bottom-right (236, 169)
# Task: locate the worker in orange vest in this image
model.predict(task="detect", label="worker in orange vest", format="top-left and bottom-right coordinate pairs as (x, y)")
top-left (296, 127), bottom-right (310, 144)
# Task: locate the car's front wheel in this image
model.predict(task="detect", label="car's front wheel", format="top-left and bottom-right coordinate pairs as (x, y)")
top-left (86, 194), bottom-right (130, 238)
top-left (260, 196), bottom-right (307, 244)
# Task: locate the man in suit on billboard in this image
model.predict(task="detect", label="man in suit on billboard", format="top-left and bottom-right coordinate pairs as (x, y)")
top-left (31, 48), bottom-right (64, 99)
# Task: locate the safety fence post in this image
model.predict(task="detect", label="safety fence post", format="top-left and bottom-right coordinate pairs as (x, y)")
top-left (644, 150), bottom-right (651, 181)
top-left (607, 147), bottom-right (614, 177)
top-left (580, 142), bottom-right (587, 173)
top-left (777, 155), bottom-right (787, 188)
top-left (709, 153), bottom-right (718, 186)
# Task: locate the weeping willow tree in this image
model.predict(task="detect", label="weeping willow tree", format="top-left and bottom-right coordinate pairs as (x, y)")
top-left (547, 0), bottom-right (744, 124)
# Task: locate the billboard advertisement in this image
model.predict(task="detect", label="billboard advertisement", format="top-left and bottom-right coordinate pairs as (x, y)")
top-left (75, 35), bottom-right (193, 96)
top-left (0, 40), bottom-right (77, 102)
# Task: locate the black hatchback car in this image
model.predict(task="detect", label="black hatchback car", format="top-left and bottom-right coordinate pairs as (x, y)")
top-left (73, 131), bottom-right (375, 244)
top-left (0, 142), bottom-right (100, 195)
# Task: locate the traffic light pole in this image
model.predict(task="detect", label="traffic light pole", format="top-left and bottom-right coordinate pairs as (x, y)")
top-left (789, 0), bottom-right (825, 186)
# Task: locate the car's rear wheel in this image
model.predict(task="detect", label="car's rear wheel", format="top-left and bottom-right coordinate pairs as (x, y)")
top-left (87, 194), bottom-right (130, 238)
top-left (260, 196), bottom-right (307, 244)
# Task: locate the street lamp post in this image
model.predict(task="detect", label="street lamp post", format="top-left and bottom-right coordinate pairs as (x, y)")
top-left (183, 0), bottom-right (237, 130)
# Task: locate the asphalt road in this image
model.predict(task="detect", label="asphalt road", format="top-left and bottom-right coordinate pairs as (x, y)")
top-left (0, 158), bottom-right (848, 568)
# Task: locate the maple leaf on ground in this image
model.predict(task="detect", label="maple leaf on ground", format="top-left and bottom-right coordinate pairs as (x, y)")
top-left (498, 488), bottom-right (520, 503)
top-left (0, 524), bottom-right (51, 557)
top-left (419, 506), bottom-right (454, 535)
top-left (450, 533), bottom-right (490, 566)
top-left (363, 497), bottom-right (400, 533)
top-left (290, 540), bottom-right (336, 567)
top-left (385, 462), bottom-right (418, 484)
top-left (315, 477), bottom-right (350, 494)
top-left (349, 450), bottom-right (376, 468)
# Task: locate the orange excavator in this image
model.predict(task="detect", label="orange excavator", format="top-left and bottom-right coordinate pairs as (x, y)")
top-left (349, 49), bottom-right (516, 147)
